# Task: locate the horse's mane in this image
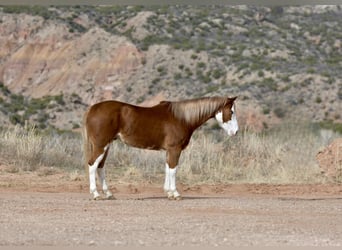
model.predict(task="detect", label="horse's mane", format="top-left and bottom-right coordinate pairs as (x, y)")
top-left (168, 96), bottom-right (228, 124)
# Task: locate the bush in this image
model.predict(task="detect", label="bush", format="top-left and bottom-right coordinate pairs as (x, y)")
top-left (174, 73), bottom-right (182, 80)
top-left (212, 69), bottom-right (225, 79)
top-left (9, 114), bottom-right (23, 125)
top-left (318, 120), bottom-right (342, 134)
top-left (197, 62), bottom-right (206, 69)
top-left (0, 82), bottom-right (11, 96)
top-left (274, 106), bottom-right (286, 118)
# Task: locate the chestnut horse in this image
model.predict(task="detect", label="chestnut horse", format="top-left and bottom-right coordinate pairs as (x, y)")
top-left (83, 96), bottom-right (238, 200)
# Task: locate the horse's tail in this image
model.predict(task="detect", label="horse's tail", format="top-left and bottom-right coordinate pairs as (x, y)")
top-left (82, 109), bottom-right (92, 179)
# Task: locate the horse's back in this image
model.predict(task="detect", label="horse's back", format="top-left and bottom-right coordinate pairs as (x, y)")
top-left (88, 100), bottom-right (124, 114)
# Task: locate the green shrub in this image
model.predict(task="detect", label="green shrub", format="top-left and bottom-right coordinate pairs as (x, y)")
top-left (212, 69), bottom-right (224, 79)
top-left (174, 73), bottom-right (182, 80)
top-left (274, 106), bottom-right (286, 118)
top-left (191, 54), bottom-right (198, 60)
top-left (197, 62), bottom-right (206, 69)
top-left (258, 70), bottom-right (265, 77)
top-left (9, 114), bottom-right (23, 125)
top-left (318, 120), bottom-right (342, 134)
top-left (0, 82), bottom-right (11, 96)
top-left (263, 107), bottom-right (271, 115)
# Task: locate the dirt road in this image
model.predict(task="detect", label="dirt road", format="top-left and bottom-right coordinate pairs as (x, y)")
top-left (1, 172), bottom-right (342, 246)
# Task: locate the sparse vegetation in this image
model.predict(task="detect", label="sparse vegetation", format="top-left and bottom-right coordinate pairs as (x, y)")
top-left (317, 120), bottom-right (342, 134)
top-left (0, 85), bottom-right (68, 129)
top-left (2, 5), bottom-right (53, 19)
top-left (0, 123), bottom-right (339, 184)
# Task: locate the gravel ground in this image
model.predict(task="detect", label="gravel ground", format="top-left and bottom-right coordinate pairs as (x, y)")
top-left (1, 189), bottom-right (342, 246)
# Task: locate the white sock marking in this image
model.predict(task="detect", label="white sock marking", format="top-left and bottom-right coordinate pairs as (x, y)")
top-left (164, 163), bottom-right (180, 198)
top-left (164, 164), bottom-right (170, 193)
top-left (97, 167), bottom-right (112, 198)
top-left (89, 145), bottom-right (109, 199)
top-left (169, 167), bottom-right (177, 192)
top-left (89, 163), bottom-right (100, 198)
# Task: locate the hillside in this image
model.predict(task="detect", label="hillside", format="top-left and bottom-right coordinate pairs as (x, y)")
top-left (0, 5), bottom-right (341, 131)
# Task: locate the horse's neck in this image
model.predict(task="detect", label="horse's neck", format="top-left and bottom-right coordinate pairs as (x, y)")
top-left (171, 97), bottom-right (225, 131)
top-left (187, 109), bottom-right (216, 132)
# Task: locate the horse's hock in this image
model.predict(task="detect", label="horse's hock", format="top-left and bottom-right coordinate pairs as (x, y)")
top-left (316, 138), bottom-right (342, 180)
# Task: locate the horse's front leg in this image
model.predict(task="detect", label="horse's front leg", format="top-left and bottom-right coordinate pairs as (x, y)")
top-left (164, 148), bottom-right (182, 200)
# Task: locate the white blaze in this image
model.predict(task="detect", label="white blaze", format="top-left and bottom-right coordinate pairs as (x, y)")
top-left (215, 105), bottom-right (238, 136)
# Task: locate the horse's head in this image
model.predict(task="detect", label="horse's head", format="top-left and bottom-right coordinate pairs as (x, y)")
top-left (215, 96), bottom-right (238, 136)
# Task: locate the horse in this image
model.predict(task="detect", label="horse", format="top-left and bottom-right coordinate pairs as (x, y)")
top-left (83, 96), bottom-right (238, 200)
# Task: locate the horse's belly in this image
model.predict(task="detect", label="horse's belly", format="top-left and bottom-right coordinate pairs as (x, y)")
top-left (117, 132), bottom-right (163, 150)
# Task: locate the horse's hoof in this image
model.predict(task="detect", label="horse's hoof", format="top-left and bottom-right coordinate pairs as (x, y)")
top-left (105, 195), bottom-right (116, 200)
top-left (167, 195), bottom-right (182, 201)
top-left (93, 196), bottom-right (102, 201)
top-left (175, 195), bottom-right (182, 201)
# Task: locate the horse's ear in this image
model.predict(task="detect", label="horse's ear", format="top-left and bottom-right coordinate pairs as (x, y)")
top-left (229, 96), bottom-right (238, 102)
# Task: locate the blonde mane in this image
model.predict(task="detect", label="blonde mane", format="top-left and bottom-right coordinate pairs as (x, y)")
top-left (170, 96), bottom-right (228, 124)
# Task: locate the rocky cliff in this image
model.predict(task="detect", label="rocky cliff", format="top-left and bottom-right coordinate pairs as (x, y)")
top-left (0, 5), bottom-right (341, 131)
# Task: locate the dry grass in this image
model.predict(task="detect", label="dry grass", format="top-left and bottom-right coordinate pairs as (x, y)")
top-left (0, 125), bottom-right (83, 172)
top-left (179, 123), bottom-right (327, 184)
top-left (0, 123), bottom-right (340, 184)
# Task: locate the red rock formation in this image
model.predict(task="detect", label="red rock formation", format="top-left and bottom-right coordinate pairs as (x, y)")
top-left (316, 138), bottom-right (342, 180)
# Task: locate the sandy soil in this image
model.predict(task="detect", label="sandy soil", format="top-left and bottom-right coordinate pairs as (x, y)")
top-left (1, 170), bottom-right (342, 246)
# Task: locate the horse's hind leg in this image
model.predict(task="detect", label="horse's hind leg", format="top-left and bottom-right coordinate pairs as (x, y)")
top-left (97, 147), bottom-right (114, 199)
top-left (88, 144), bottom-right (110, 200)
